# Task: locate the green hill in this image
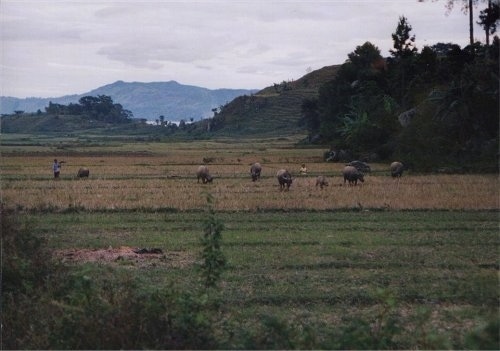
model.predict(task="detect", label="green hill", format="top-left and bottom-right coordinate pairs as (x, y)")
top-left (192, 65), bottom-right (340, 137)
top-left (0, 114), bottom-right (111, 134)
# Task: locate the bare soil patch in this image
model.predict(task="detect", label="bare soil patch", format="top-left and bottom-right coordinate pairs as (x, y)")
top-left (54, 246), bottom-right (195, 268)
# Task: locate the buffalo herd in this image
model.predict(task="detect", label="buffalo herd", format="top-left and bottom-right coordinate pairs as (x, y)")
top-left (198, 161), bottom-right (404, 191)
top-left (70, 160), bottom-right (405, 191)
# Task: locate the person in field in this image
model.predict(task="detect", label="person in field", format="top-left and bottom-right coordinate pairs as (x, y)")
top-left (299, 164), bottom-right (308, 175)
top-left (53, 159), bottom-right (63, 179)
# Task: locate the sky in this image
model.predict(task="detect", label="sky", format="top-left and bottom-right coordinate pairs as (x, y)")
top-left (0, 0), bottom-right (489, 98)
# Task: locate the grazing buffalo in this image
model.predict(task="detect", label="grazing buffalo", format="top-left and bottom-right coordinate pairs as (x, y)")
top-left (390, 161), bottom-right (404, 178)
top-left (276, 169), bottom-right (292, 191)
top-left (197, 165), bottom-right (213, 184)
top-left (77, 167), bottom-right (90, 178)
top-left (342, 165), bottom-right (364, 186)
top-left (346, 160), bottom-right (371, 173)
top-left (315, 175), bottom-right (329, 189)
top-left (250, 162), bottom-right (262, 181)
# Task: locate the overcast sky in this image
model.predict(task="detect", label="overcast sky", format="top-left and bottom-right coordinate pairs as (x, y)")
top-left (0, 0), bottom-right (488, 98)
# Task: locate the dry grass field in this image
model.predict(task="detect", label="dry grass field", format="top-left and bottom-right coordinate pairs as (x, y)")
top-left (1, 153), bottom-right (498, 211)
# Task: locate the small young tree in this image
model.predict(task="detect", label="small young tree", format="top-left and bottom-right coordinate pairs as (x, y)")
top-left (200, 193), bottom-right (226, 290)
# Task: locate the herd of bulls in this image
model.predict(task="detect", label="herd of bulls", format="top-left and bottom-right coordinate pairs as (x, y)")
top-left (76, 161), bottom-right (405, 191)
top-left (195, 161), bottom-right (405, 191)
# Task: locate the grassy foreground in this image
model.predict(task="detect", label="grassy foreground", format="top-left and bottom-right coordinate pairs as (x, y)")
top-left (6, 209), bottom-right (499, 349)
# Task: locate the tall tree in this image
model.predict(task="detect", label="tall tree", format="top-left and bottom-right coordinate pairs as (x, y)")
top-left (390, 16), bottom-right (418, 58)
top-left (448, 0), bottom-right (495, 47)
top-left (347, 41), bottom-right (384, 75)
top-left (389, 16), bottom-right (418, 108)
top-left (477, 0), bottom-right (500, 45)
top-left (444, 0), bottom-right (479, 46)
top-left (317, 42), bottom-right (394, 154)
top-left (418, 0), bottom-right (484, 47)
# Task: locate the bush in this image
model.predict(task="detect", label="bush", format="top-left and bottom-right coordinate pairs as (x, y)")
top-left (1, 207), bottom-right (55, 348)
top-left (464, 317), bottom-right (500, 350)
top-left (46, 268), bottom-right (218, 349)
top-left (1, 208), bottom-right (51, 294)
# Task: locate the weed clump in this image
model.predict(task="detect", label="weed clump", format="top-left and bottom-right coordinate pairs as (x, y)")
top-left (199, 193), bottom-right (226, 289)
top-left (1, 207), bottom-right (54, 348)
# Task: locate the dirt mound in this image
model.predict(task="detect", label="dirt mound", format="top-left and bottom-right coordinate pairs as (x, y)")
top-left (54, 246), bottom-right (195, 268)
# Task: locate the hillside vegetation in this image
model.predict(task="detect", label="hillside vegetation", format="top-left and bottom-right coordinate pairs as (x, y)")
top-left (1, 95), bottom-right (133, 134)
top-left (296, 17), bottom-right (499, 171)
top-left (192, 65), bottom-right (340, 136)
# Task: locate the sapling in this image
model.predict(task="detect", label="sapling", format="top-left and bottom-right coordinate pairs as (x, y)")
top-left (200, 192), bottom-right (226, 290)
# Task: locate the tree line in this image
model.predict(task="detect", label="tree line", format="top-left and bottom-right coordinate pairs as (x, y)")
top-left (300, 14), bottom-right (499, 171)
top-left (45, 95), bottom-right (133, 124)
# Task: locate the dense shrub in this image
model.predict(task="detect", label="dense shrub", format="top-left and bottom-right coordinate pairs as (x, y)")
top-left (44, 268), bottom-right (217, 349)
top-left (1, 208), bottom-right (50, 294)
top-left (1, 207), bottom-right (55, 348)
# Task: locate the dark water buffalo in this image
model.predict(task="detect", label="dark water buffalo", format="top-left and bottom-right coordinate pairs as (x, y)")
top-left (342, 165), bottom-right (364, 186)
top-left (197, 165), bottom-right (213, 184)
top-left (326, 149), bottom-right (352, 162)
top-left (276, 169), bottom-right (292, 191)
top-left (77, 167), bottom-right (90, 178)
top-left (250, 162), bottom-right (262, 181)
top-left (315, 175), bottom-right (329, 189)
top-left (346, 160), bottom-right (371, 173)
top-left (390, 161), bottom-right (404, 178)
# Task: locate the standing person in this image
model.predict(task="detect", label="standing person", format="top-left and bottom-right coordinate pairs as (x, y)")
top-left (299, 164), bottom-right (308, 175)
top-left (53, 159), bottom-right (62, 179)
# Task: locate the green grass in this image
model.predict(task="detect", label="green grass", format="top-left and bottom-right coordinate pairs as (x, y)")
top-left (22, 210), bottom-right (498, 331)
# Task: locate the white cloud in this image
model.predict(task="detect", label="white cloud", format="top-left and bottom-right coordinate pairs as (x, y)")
top-left (0, 0), bottom-right (487, 97)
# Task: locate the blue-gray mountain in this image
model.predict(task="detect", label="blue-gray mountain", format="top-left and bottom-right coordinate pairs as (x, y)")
top-left (0, 80), bottom-right (257, 121)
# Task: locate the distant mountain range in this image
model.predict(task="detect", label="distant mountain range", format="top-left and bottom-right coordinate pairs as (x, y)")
top-left (0, 81), bottom-right (258, 121)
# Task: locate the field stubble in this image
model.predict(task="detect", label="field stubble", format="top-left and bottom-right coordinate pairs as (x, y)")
top-left (2, 160), bottom-right (498, 211)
